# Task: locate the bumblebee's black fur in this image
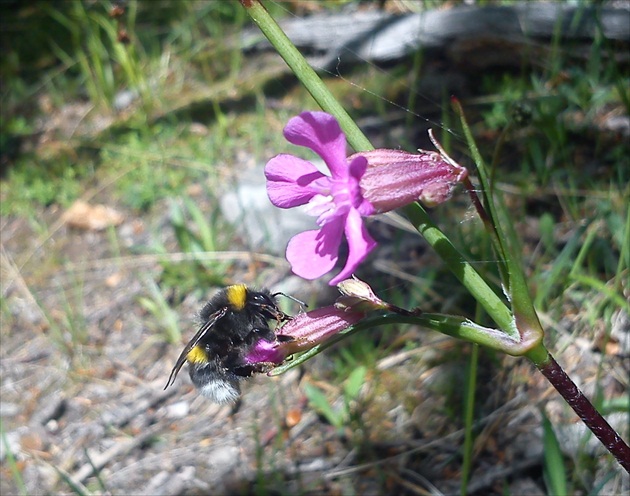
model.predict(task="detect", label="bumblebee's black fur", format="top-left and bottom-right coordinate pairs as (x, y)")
top-left (198, 287), bottom-right (281, 343)
top-left (194, 288), bottom-right (282, 381)
top-left (164, 286), bottom-right (289, 403)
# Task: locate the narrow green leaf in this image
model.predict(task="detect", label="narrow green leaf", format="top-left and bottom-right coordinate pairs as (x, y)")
top-left (83, 448), bottom-right (109, 495)
top-left (402, 203), bottom-right (517, 338)
top-left (599, 395), bottom-right (630, 415)
top-left (344, 366), bottom-right (367, 400)
top-left (303, 383), bottom-right (342, 428)
top-left (541, 411), bottom-right (568, 496)
top-left (169, 200), bottom-right (191, 252)
top-left (569, 274), bottom-right (630, 311)
top-left (453, 100), bottom-right (543, 336)
top-left (0, 419), bottom-right (28, 496)
top-left (535, 226), bottom-right (585, 309)
top-left (183, 196), bottom-right (216, 252)
top-left (51, 460), bottom-right (92, 496)
top-left (452, 99), bottom-right (510, 281)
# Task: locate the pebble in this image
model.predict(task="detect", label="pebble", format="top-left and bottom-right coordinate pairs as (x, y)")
top-left (166, 401), bottom-right (190, 419)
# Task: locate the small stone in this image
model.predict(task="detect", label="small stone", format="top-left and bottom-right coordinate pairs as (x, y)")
top-left (0, 402), bottom-right (20, 418)
top-left (166, 401), bottom-right (190, 419)
top-left (0, 430), bottom-right (21, 462)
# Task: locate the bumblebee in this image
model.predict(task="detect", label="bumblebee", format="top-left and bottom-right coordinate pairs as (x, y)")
top-left (164, 284), bottom-right (291, 403)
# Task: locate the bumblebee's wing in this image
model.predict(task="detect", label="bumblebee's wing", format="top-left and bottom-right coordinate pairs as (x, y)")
top-left (163, 306), bottom-right (228, 390)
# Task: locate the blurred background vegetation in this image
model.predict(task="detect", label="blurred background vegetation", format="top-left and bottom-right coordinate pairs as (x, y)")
top-left (1, 1), bottom-right (628, 495)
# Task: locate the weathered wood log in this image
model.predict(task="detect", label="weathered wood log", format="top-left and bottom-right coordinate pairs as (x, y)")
top-left (243, 2), bottom-right (630, 70)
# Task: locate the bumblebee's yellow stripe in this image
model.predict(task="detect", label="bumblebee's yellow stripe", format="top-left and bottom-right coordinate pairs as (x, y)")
top-left (187, 345), bottom-right (207, 364)
top-left (226, 284), bottom-right (247, 310)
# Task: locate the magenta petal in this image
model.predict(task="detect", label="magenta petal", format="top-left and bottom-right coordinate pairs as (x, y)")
top-left (347, 154), bottom-right (368, 180)
top-left (283, 112), bottom-right (348, 179)
top-left (355, 149), bottom-right (468, 211)
top-left (329, 209), bottom-right (376, 285)
top-left (245, 339), bottom-right (286, 365)
top-left (286, 219), bottom-right (344, 280)
top-left (356, 197), bottom-right (376, 217)
top-left (275, 306), bottom-right (366, 354)
top-left (265, 154), bottom-right (328, 208)
top-left (345, 155), bottom-right (374, 214)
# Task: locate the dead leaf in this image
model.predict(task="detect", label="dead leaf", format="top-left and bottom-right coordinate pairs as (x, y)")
top-left (105, 272), bottom-right (123, 287)
top-left (62, 200), bottom-right (124, 231)
top-left (286, 408), bottom-right (302, 428)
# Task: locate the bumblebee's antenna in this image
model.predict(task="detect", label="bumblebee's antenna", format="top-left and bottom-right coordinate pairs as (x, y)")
top-left (273, 292), bottom-right (308, 309)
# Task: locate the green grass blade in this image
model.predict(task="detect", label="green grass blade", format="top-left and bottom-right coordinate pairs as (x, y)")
top-left (0, 419), bottom-right (28, 496)
top-left (460, 344), bottom-right (479, 496)
top-left (344, 365), bottom-right (367, 400)
top-left (183, 196), bottom-right (217, 252)
top-left (453, 100), bottom-right (543, 335)
top-left (83, 448), bottom-right (109, 495)
top-left (569, 274), bottom-right (630, 311)
top-left (52, 465), bottom-right (92, 496)
top-left (303, 383), bottom-right (342, 428)
top-left (541, 411), bottom-right (568, 496)
top-left (534, 225), bottom-right (586, 309)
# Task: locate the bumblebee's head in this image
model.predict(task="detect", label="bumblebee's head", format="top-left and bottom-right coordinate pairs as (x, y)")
top-left (209, 284), bottom-right (287, 322)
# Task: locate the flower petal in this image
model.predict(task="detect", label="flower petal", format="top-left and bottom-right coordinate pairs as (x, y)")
top-left (245, 338), bottom-right (286, 365)
top-left (329, 209), bottom-right (376, 285)
top-left (346, 155), bottom-right (375, 215)
top-left (265, 154), bottom-right (329, 208)
top-left (275, 306), bottom-right (366, 353)
top-left (355, 149), bottom-right (468, 211)
top-left (283, 111), bottom-right (348, 178)
top-left (347, 154), bottom-right (368, 180)
top-left (286, 219), bottom-right (345, 280)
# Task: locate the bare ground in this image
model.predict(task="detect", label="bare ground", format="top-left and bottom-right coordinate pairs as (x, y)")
top-left (1, 173), bottom-right (628, 495)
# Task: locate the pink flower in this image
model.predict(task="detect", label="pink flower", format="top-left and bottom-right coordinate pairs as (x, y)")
top-left (354, 145), bottom-right (468, 210)
top-left (245, 306), bottom-right (366, 366)
top-left (265, 111), bottom-right (376, 285)
top-left (243, 277), bottom-right (415, 368)
top-left (266, 111), bottom-right (468, 285)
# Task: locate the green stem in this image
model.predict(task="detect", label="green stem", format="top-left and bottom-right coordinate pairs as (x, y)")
top-left (242, 0), bottom-right (523, 342)
top-left (402, 203), bottom-right (519, 339)
top-left (242, 0), bottom-right (629, 471)
top-left (241, 0), bottom-right (373, 152)
top-left (453, 99), bottom-right (543, 332)
top-left (460, 344), bottom-right (479, 496)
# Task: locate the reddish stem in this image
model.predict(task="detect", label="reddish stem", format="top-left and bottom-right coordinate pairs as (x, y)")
top-left (463, 176), bottom-right (492, 230)
top-left (537, 353), bottom-right (630, 473)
